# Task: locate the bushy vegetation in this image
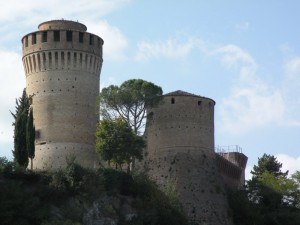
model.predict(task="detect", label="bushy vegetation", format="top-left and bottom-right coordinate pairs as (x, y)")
top-left (228, 154), bottom-right (300, 225)
top-left (0, 157), bottom-right (188, 225)
top-left (96, 118), bottom-right (145, 172)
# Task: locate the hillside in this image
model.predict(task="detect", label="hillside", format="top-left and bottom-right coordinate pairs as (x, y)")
top-left (0, 160), bottom-right (188, 225)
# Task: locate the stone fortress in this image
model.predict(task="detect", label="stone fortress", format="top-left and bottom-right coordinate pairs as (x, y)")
top-left (21, 20), bottom-right (247, 225)
top-left (22, 20), bottom-right (103, 169)
top-left (143, 90), bottom-right (247, 225)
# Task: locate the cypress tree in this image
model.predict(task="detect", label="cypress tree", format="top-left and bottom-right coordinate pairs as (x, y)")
top-left (11, 89), bottom-right (30, 168)
top-left (26, 108), bottom-right (35, 170)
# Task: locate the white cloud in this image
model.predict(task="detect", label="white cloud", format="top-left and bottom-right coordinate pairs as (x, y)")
top-left (135, 38), bottom-right (288, 133)
top-left (275, 154), bottom-right (300, 176)
top-left (87, 21), bottom-right (128, 61)
top-left (284, 57), bottom-right (300, 82)
top-left (280, 57), bottom-right (300, 126)
top-left (100, 76), bottom-right (119, 90)
top-left (135, 37), bottom-right (208, 61)
top-left (245, 154), bottom-right (300, 180)
top-left (0, 0), bottom-right (131, 54)
top-left (213, 44), bottom-right (256, 70)
top-left (0, 0), bottom-right (130, 22)
top-left (214, 45), bottom-right (285, 134)
top-left (0, 50), bottom-right (25, 145)
top-left (245, 165), bottom-right (253, 181)
top-left (220, 87), bottom-right (285, 133)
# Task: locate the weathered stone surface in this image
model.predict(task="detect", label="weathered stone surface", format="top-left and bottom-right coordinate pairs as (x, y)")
top-left (144, 91), bottom-right (234, 225)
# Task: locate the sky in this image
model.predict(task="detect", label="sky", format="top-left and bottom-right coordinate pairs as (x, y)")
top-left (0, 0), bottom-right (300, 179)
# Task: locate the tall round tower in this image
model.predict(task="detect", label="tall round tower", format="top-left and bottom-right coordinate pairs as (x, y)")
top-left (144, 90), bottom-right (233, 225)
top-left (21, 20), bottom-right (103, 170)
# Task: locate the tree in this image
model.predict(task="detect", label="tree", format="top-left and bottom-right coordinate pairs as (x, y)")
top-left (251, 153), bottom-right (288, 178)
top-left (245, 154), bottom-right (300, 225)
top-left (11, 89), bottom-right (30, 168)
top-left (99, 79), bottom-right (163, 134)
top-left (26, 108), bottom-right (35, 170)
top-left (248, 154), bottom-right (289, 205)
top-left (291, 171), bottom-right (300, 208)
top-left (95, 118), bottom-right (145, 172)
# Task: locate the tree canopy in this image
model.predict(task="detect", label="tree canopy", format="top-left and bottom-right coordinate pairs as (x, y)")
top-left (95, 118), bottom-right (145, 172)
top-left (229, 154), bottom-right (300, 225)
top-left (99, 79), bottom-right (163, 134)
top-left (251, 153), bottom-right (288, 178)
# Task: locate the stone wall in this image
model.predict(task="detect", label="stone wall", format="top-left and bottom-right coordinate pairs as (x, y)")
top-left (144, 91), bottom-right (234, 225)
top-left (145, 148), bottom-right (233, 225)
top-left (216, 152), bottom-right (248, 189)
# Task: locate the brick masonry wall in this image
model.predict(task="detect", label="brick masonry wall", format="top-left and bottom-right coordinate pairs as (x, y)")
top-left (144, 92), bottom-right (234, 225)
top-left (22, 20), bottom-right (103, 170)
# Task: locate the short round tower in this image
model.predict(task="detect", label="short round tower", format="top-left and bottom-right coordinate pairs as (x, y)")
top-left (145, 90), bottom-right (233, 225)
top-left (146, 90), bottom-right (215, 157)
top-left (21, 20), bottom-right (104, 170)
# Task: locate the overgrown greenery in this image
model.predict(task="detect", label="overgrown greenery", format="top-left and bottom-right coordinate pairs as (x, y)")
top-left (0, 157), bottom-right (188, 225)
top-left (228, 154), bottom-right (300, 225)
top-left (95, 118), bottom-right (145, 172)
top-left (98, 79), bottom-right (162, 170)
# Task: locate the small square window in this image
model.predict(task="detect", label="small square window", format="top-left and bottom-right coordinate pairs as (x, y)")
top-left (89, 34), bottom-right (94, 45)
top-left (54, 31), bottom-right (60, 42)
top-left (66, 31), bottom-right (72, 42)
top-left (32, 33), bottom-right (36, 44)
top-left (42, 32), bottom-right (47, 42)
top-left (79, 32), bottom-right (84, 43)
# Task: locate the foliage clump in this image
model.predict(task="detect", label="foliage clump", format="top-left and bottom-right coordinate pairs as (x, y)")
top-left (99, 79), bottom-right (163, 134)
top-left (95, 118), bottom-right (145, 172)
top-left (228, 154), bottom-right (300, 225)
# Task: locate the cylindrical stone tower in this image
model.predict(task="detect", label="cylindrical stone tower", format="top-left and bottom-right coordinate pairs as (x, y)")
top-left (144, 90), bottom-right (233, 225)
top-left (145, 90), bottom-right (215, 155)
top-left (21, 20), bottom-right (103, 170)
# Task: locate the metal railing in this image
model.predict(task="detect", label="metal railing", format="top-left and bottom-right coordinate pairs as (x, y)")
top-left (215, 145), bottom-right (243, 153)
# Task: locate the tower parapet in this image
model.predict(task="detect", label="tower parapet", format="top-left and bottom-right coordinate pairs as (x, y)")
top-left (21, 20), bottom-right (104, 170)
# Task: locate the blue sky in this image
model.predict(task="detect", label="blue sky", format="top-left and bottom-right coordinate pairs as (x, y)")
top-left (1, 0), bottom-right (300, 178)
